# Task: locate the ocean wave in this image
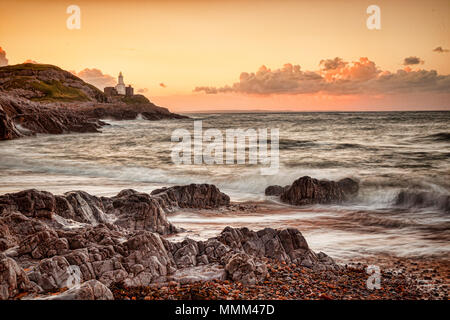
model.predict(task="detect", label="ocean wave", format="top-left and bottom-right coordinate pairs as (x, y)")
top-left (421, 132), bottom-right (450, 142)
top-left (343, 211), bottom-right (416, 229)
top-left (278, 138), bottom-right (317, 150)
top-left (394, 189), bottom-right (450, 213)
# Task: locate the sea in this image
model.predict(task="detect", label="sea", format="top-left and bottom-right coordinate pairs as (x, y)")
top-left (1, 111), bottom-right (449, 261)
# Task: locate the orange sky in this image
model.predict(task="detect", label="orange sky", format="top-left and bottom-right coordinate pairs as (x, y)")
top-left (1, 0), bottom-right (449, 111)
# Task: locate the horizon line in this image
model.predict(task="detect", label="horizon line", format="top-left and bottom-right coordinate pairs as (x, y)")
top-left (178, 108), bottom-right (450, 114)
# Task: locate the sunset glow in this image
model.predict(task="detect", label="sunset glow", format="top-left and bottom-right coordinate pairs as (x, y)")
top-left (1, 0), bottom-right (449, 111)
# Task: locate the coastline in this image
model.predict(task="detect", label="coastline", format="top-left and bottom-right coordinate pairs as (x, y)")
top-left (0, 185), bottom-right (448, 300)
top-left (0, 63), bottom-right (187, 141)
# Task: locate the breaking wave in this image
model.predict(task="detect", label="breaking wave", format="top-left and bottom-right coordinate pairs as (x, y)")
top-left (421, 132), bottom-right (450, 142)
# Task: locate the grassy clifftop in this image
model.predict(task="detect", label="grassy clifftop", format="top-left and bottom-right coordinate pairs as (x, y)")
top-left (28, 79), bottom-right (90, 102)
top-left (0, 63), bottom-right (65, 72)
top-left (121, 94), bottom-right (150, 105)
top-left (0, 63), bottom-right (107, 103)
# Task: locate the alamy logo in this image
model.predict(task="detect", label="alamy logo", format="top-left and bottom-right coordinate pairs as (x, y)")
top-left (366, 5), bottom-right (381, 30)
top-left (66, 5), bottom-right (81, 30)
top-left (366, 265), bottom-right (381, 290)
top-left (171, 120), bottom-right (279, 175)
top-left (61, 265), bottom-right (81, 288)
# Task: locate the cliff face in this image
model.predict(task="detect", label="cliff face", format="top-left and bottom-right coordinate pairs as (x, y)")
top-left (0, 93), bottom-right (104, 138)
top-left (0, 103), bottom-right (21, 140)
top-left (0, 63), bottom-right (186, 140)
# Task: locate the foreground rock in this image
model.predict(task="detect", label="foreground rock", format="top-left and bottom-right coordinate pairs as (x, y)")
top-left (151, 184), bottom-right (230, 209)
top-left (0, 185), bottom-right (339, 299)
top-left (267, 176), bottom-right (359, 205)
top-left (0, 255), bottom-right (34, 299)
top-left (36, 280), bottom-right (113, 300)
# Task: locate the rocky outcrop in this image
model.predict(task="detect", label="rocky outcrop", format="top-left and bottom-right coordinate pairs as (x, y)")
top-left (337, 178), bottom-right (360, 198)
top-left (0, 185), bottom-right (338, 299)
top-left (151, 184), bottom-right (230, 210)
top-left (37, 280), bottom-right (113, 300)
top-left (215, 227), bottom-right (335, 270)
top-left (79, 94), bottom-right (187, 121)
top-left (265, 185), bottom-right (288, 196)
top-left (166, 226), bottom-right (338, 285)
top-left (110, 190), bottom-right (176, 234)
top-left (0, 63), bottom-right (186, 141)
top-left (224, 253), bottom-right (267, 285)
top-left (0, 93), bottom-right (104, 140)
top-left (267, 176), bottom-right (359, 206)
top-left (0, 256), bottom-right (34, 299)
top-left (0, 104), bottom-right (21, 140)
top-left (0, 189), bottom-right (56, 219)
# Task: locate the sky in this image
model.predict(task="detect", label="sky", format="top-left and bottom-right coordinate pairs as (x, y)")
top-left (0, 0), bottom-right (449, 112)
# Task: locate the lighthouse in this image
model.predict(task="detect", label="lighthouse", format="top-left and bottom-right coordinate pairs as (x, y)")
top-left (115, 72), bottom-right (126, 95)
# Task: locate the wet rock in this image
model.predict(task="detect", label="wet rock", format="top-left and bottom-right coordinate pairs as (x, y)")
top-left (172, 239), bottom-right (199, 268)
top-left (151, 184), bottom-right (230, 209)
top-left (0, 104), bottom-right (21, 140)
top-left (18, 230), bottom-right (69, 259)
top-left (0, 185), bottom-right (340, 298)
top-left (28, 256), bottom-right (74, 291)
top-left (0, 93), bottom-right (103, 139)
top-left (0, 189), bottom-right (56, 219)
top-left (122, 271), bottom-right (153, 287)
top-left (337, 178), bottom-right (359, 198)
top-left (215, 226), bottom-right (336, 270)
top-left (37, 280), bottom-right (113, 300)
top-left (0, 212), bottom-right (50, 255)
top-left (1, 189), bottom-right (177, 235)
top-left (168, 264), bottom-right (226, 284)
top-left (0, 221), bottom-right (14, 251)
top-left (280, 176), bottom-right (359, 205)
top-left (63, 249), bottom-right (95, 282)
top-left (122, 231), bottom-right (176, 285)
top-left (264, 185), bottom-right (287, 196)
top-left (0, 257), bottom-right (33, 299)
top-left (112, 191), bottom-right (177, 234)
top-left (224, 252), bottom-right (267, 285)
top-left (57, 191), bottom-right (112, 225)
top-left (199, 239), bottom-right (232, 264)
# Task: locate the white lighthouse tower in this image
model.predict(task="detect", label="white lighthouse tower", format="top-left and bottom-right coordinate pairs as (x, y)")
top-left (115, 72), bottom-right (126, 95)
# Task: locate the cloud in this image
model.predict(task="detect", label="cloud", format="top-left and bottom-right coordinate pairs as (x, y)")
top-left (319, 57), bottom-right (347, 71)
top-left (73, 68), bottom-right (116, 89)
top-left (403, 56), bottom-right (424, 65)
top-left (159, 83), bottom-right (167, 88)
top-left (433, 46), bottom-right (449, 53)
top-left (196, 63), bottom-right (323, 95)
top-left (23, 59), bottom-right (38, 64)
top-left (320, 57), bottom-right (379, 82)
top-left (366, 69), bottom-right (450, 94)
top-left (194, 57), bottom-right (450, 96)
top-left (138, 88), bottom-right (148, 93)
top-left (0, 47), bottom-right (8, 66)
